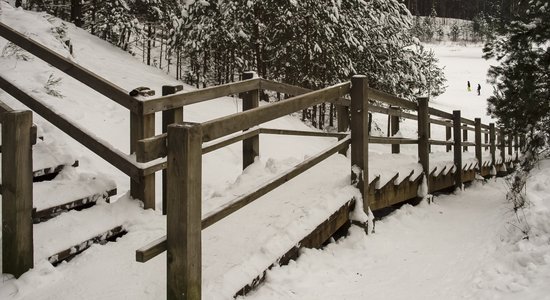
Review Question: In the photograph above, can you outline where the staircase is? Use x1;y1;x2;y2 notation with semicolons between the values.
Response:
1;122;124;266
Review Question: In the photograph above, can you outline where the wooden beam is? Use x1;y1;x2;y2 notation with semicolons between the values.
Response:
130;91;155;209
417;97;430;191
142;78;260;115
369;137;418;144
428;107;453;120
162;85;184;215
453;111;463;189
166;123;202;300
368;88;417;110
136;136;352;263
369;104;418;120
499;129;506;164
2;110;33;278
0;22;139;113
475;118;482;169
260;128;346;139
490;123;496;165
390;107;400;153
0;75;140;180
241;72;260;170
350;76;370;216
202;136;351;229
430;139;454;146
201;82;350;142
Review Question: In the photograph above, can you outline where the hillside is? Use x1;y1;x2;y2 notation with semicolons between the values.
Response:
1;3;549;300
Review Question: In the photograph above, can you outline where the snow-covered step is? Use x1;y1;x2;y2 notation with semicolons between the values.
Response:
32;139;78;180
34;201;128;265
33;172;117;223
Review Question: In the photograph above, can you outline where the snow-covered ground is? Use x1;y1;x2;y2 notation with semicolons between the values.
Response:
1;3;548;300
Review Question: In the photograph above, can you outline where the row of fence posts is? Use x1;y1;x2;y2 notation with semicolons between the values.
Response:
1;74;525;299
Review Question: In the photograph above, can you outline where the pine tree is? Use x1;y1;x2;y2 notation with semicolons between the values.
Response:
483;0;550;135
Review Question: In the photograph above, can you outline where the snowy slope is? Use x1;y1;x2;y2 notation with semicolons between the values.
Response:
1;3;544;300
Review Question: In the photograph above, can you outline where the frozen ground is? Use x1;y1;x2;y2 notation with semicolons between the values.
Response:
1;3;548;300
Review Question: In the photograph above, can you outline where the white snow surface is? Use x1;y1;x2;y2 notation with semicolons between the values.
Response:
0;3;548;300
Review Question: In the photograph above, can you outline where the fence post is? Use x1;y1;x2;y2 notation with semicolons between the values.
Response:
462;124;468;152
390;108;400;154
507;134;514;156
2;110;33;278
167;123;202;300
520;134;526;152
489;123;496;167
475;118;482;173
350;75;369;216
514;134;519;160
130;91;155;209
453;111;462;189
241;72;260;169
417;97;430;191
446;121;452;152
484;131;489;151
162;85;184;215
499;129;506;164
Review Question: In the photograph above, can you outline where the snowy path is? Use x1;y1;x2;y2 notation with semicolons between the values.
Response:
242;180;512;300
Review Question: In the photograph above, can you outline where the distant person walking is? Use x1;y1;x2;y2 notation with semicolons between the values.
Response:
477;84;481;96
467;81;471;92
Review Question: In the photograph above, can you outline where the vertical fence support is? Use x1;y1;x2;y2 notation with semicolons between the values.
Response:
162;85;184;215
489;123;496;167
241;72;260;170
417;97;430;191
475;118;482;173
462;125;468;152
337;104;350;156
446;121;452;152
507;134;514;157
453;111;463;190
2;110;33;278
167;123;202;300
520;134;526;152
499;129;506;164
484;131;489;151
130;109;156;209
390;108;400;154
514;135;519;160
350;75;369;216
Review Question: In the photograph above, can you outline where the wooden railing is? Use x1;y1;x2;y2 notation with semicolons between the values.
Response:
0;22;523;298
130;75;521;299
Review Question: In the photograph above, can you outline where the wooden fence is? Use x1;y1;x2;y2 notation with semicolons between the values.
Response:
0;22;522;298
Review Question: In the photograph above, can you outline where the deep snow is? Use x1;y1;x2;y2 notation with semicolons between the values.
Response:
0;3;548;300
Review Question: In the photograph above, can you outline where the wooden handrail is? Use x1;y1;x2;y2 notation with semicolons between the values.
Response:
201;82;351;142
141;78;261;115
369;88;417;110
0;75;140;180
136;135;352;263
0;22;140;113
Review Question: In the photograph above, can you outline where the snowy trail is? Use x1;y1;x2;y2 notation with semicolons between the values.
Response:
242;180;511;300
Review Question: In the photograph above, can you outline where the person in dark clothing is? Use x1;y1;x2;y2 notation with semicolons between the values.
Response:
467;81;471;92
477;84;481;96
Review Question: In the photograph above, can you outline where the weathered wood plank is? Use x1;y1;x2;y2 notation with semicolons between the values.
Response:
0;75;140;180
490;123;496;165
0;22;139;112
167;123;202;300
142;78;260;115
369;137;418;144
453;111;462;189
475;118;482;169
202;136;351;229
2;110;33;278
369;104;418;120
242;72;260;170
351;76;370;216
368;88;417;110
201;82;351;142
428;107;453;120
390;107;401;153
417;97;430;191
260;128;346;139
430;139;454;146
136;136;352;263
162;85;184;215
